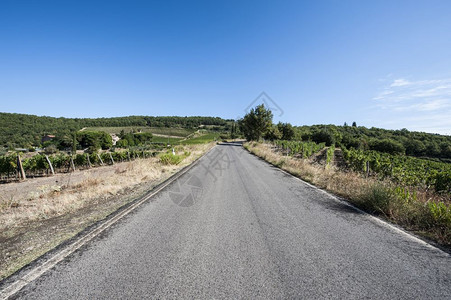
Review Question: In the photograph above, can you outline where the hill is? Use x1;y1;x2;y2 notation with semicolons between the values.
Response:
294;124;451;161
0;112;229;149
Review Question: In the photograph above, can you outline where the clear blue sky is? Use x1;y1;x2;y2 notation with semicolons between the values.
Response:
1;0;450;134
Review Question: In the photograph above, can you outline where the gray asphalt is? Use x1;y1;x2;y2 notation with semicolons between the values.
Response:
13;144;451;299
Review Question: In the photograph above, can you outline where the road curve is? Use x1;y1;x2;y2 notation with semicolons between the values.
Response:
10;144;451;299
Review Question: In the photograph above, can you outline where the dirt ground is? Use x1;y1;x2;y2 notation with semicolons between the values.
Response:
0;143;213;280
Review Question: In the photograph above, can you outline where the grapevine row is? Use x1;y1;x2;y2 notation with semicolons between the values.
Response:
0;150;157;180
342;148;451;193
273;140;326;158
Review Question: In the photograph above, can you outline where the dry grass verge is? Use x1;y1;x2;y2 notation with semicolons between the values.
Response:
245;142;450;249
0;143;213;280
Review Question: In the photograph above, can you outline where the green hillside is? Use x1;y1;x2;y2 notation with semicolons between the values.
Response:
0;112;229;149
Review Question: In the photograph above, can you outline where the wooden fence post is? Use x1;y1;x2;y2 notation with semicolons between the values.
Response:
86;153;92;168
45;155;55;175
97;154;104;166
17;155;26;180
70;156;76;172
127;151;131;161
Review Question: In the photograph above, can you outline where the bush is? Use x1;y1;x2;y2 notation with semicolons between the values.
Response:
427;201;451;229
159;153;184;165
358;184;394;215
312;129;335;146
433;171;451;193
44;144;58;154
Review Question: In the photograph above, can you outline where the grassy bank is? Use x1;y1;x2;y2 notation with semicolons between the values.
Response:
0;143;214;280
244;142;450;249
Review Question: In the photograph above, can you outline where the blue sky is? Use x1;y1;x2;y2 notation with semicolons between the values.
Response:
1;0;450;134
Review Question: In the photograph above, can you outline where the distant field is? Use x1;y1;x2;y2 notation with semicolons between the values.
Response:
85;126;195;137
180;133;220;144
152;136;183;144
153;133;220;145
83;126;220;145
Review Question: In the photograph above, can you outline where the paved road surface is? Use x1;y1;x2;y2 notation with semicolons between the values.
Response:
10;144;451;299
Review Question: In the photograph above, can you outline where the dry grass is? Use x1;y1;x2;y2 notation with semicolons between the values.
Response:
245;142;450;248
0;144;210;230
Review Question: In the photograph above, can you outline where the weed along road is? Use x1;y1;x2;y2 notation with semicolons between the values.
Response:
3;143;450;299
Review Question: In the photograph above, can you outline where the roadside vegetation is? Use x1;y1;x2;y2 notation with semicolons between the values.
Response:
239;105;450;248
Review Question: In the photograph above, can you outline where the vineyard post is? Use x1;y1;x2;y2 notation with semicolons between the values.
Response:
17;155;26;180
109;153;114;165
326;149;330;169
97;154;104;166
70;156;76;172
366;161;370;177
127;151;131;161
86;153;92;168
45;155;55;175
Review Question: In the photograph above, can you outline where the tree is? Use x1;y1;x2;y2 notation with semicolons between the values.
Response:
77;131;112;152
369;138;405;155
239;104;273;141
352;121;357;127
230;121;238;139
72;132;77;154
312;129;335;146
404;139;426;156
264;125;282;141
277;122;295;140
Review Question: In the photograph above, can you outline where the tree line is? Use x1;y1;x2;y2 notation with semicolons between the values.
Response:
239;104;451;160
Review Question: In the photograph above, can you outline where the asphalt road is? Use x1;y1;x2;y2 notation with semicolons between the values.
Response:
11;144;451;299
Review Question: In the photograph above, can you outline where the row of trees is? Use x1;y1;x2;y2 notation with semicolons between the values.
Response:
43;131;157;153
116;132;153;148
238;104;451;160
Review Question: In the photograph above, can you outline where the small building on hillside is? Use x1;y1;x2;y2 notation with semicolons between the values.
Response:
111;134;120;146
41;135;56;143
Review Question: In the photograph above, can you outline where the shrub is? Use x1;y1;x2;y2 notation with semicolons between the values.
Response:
159;153;184;165
358;184;394;215
427;201;451;226
433;171;451;193
44;144;58;154
312;129;335;146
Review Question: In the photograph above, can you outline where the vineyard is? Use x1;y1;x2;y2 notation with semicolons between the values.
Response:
0;150;157;181
273;140;326;158
272;140;336;166
246;141;451;247
342;148;451;193
272;140;451;194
